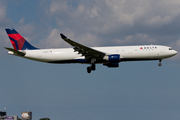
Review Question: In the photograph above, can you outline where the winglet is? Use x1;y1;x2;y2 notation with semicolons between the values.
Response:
60;34;67;39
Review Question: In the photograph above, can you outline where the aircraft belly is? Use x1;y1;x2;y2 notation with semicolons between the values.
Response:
25;51;82;63
120;50;160;61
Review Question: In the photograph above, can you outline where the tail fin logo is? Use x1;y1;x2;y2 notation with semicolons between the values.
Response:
5;28;37;50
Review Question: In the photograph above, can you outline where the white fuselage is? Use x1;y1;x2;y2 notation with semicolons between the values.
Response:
9;45;177;64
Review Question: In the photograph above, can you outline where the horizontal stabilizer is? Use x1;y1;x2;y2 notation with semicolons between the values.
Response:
4;47;26;56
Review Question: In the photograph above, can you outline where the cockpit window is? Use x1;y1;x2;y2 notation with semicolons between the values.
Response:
169;48;172;50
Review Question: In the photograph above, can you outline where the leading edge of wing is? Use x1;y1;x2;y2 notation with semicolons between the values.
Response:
60;34;105;60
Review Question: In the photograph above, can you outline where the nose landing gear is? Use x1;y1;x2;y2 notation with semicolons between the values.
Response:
158;59;162;66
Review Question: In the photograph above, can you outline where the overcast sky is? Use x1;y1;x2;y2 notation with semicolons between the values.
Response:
0;0;180;120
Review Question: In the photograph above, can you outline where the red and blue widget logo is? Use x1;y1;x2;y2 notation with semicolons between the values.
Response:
5;28;37;50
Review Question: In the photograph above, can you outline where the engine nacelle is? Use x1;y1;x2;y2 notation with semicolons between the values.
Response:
103;62;119;67
103;54;120;62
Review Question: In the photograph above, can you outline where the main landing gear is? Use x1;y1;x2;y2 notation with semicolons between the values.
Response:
87;64;96;73
87;58;96;73
158;59;162;66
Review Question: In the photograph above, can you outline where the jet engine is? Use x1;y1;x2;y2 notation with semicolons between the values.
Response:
103;62;119;67
103;54;120;62
103;54;120;67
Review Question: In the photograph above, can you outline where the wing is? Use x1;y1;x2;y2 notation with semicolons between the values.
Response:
60;34;105;61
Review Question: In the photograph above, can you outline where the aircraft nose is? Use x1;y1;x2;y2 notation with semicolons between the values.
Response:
173;50;178;55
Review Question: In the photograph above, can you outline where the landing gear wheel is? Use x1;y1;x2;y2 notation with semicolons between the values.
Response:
158;63;162;66
91;64;96;71
87;64;96;73
87;67;91;73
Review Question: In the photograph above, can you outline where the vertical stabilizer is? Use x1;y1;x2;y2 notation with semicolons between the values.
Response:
5;28;38;50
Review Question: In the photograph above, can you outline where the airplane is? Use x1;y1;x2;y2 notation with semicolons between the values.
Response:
5;28;177;73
